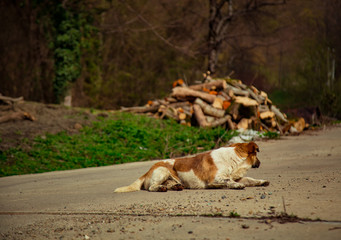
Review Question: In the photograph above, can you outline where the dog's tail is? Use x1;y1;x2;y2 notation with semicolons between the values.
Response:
114;176;145;193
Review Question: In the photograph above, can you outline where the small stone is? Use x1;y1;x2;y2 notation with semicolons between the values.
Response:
260;194;266;199
242;224;249;229
188;231;193;234
221;195;227;199
84;235;90;240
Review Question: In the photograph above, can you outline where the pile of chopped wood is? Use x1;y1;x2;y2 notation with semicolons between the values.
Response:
121;78;302;134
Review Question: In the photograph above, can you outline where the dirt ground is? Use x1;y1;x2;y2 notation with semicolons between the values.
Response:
0;102;341;240
0;101;104;151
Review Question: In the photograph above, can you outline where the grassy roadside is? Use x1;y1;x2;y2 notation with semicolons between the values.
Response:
0;112;239;177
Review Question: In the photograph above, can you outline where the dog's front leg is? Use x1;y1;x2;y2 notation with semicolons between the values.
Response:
236;177;269;187
207;178;245;189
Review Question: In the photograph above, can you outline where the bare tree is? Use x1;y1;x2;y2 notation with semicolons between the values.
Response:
207;0;286;75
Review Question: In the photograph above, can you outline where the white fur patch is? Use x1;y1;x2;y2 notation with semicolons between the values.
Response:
210;147;247;180
177;170;206;189
162;159;175;166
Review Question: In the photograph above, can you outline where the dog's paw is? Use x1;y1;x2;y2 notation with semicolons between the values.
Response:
228;182;245;190
261;180;270;187
171;183;184;191
157;186;168;192
234;183;245;189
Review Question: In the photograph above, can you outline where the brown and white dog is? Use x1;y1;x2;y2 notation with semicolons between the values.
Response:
114;142;269;193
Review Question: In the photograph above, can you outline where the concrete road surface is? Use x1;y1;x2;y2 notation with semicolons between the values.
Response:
1;126;341;240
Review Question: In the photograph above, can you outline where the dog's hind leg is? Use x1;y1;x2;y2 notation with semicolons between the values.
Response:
146;167;172;192
167;169;184;191
164;179;184;191
236;177;269;187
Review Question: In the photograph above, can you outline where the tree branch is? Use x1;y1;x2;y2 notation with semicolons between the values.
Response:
121;1;196;58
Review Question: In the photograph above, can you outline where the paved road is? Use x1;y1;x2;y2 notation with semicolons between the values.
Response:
1;127;341;239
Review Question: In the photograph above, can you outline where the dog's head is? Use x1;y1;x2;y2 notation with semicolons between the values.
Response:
247;142;261;168
230;141;261;168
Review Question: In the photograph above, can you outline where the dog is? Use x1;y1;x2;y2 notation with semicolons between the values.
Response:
114;141;269;193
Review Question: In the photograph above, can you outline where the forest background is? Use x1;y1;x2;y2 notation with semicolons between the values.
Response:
1;0;340;119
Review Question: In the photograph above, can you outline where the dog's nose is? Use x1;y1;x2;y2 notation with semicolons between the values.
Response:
252;159;260;168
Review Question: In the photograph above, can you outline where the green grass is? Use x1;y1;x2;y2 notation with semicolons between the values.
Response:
259;131;280;139
0;112;239;177
229;211;240;218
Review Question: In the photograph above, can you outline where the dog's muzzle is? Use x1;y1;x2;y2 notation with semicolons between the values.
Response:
252;159;261;168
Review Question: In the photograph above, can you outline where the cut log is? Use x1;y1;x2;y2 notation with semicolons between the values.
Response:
168;101;192;109
212;97;224;109
225;85;249;97
171;87;216;103
178;112;187;120
0;94;24;105
210;115;232;128
247;88;262;103
0;111;36;124
164;97;178;103
234;96;259;107
228;102;240;120
250;85;259;94
270;105;288;123
181;105;193;116
194;98;225;118
228;80;247;90
193;104;209;127
218;91;231;101
159;106;178;120
237;118;252;130
225;115;236;130
260;91;268;99
293;117;306;132
259;105;270;113
206;116;216;123
189;80;227;91
259;111;275;119
121;105;159;113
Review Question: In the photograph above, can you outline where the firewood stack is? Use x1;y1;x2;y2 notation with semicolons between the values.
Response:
121;78;290;133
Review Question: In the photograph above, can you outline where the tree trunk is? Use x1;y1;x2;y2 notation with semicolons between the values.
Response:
207;0;233;75
208;42;220;75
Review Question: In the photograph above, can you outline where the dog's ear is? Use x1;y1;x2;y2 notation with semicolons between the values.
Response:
247;142;259;153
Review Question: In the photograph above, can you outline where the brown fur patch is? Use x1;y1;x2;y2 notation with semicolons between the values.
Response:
140;162;181;183
173;152;218;183
230;142;259;158
230;142;259;167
